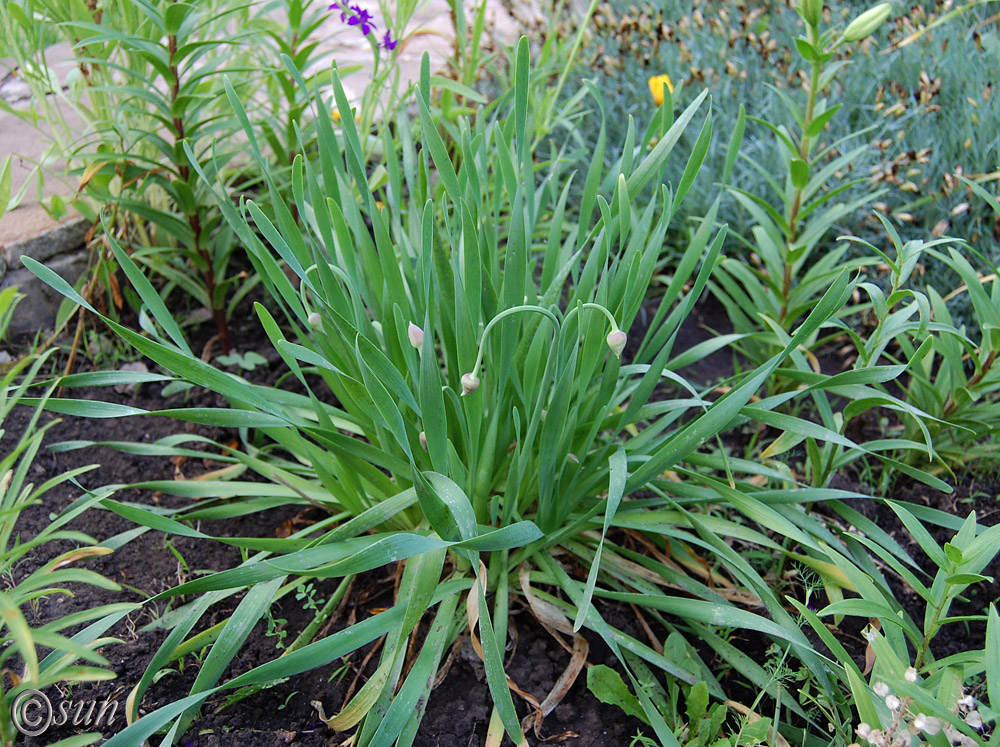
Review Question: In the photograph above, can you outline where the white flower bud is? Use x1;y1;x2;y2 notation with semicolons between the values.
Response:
885;694;900;711
913;714;941;736
867;729;882;746
905;666;918;683
419;431;427;450
873;682;890;697
606;329;627;357
460;372;481;396
308;312;321;328
857;723;872;739
408;322;424;348
964;710;982;729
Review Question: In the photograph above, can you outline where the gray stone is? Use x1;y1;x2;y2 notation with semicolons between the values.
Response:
3;216;89;268
0;248;89;334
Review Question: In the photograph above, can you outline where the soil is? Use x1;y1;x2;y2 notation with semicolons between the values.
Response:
3;297;997;746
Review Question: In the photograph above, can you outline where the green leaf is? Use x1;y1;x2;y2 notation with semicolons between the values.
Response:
987;605;1000;717
790;158;809;190
721;105;745;187
0;155;11;220
587;665;649;724
804;104;842;138
574;446;626;632
794;37;820;62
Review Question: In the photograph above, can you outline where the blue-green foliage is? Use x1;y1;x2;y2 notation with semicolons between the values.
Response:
576;0;1000;264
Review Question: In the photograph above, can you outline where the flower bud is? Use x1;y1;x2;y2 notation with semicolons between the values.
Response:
904;666;918;683
856;723;871;739
800;0;822;26
842;3;891;42
419;431;428;450
460;372;481;396
606;329;627;358
872;682;889;697
408;322;424;348
648;74;673;106
885;695;900;711
958;694;975;709
308;312;321;328
965;710;982;729
913;715;941;736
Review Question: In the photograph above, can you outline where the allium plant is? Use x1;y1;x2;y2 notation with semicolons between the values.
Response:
26;41;888;746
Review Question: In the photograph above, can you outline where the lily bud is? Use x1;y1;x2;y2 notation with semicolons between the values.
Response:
460;372;481;396
965;711;982;729
904;666;918;683
419;431;428;450
606;329;627;358
842;3;891;42
308;312;321;329
408;322;424;348
872;682;889;697
800;0;822;26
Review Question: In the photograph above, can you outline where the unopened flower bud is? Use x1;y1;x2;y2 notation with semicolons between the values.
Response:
842;3;891;42
873;682;890;697
801;0;822;26
885;695;900;711
408;322;424;348
460;372;481;396
308;312;321;328
913;714;941;736
905;666;918;683
867;729;882;745
857;723;872;739
419;431;428;450
606;329;627;358
965;710;982;729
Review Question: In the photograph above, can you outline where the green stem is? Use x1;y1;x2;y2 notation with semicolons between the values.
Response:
780;27;823;324
468;305;560;379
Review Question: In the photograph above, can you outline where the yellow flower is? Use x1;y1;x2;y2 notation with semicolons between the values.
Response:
648;74;674;106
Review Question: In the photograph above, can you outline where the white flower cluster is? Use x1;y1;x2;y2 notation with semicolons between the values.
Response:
851;678;986;747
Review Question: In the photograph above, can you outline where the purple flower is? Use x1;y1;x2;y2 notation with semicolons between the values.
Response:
346;4;376;35
381;30;397;51
329;2;348;22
